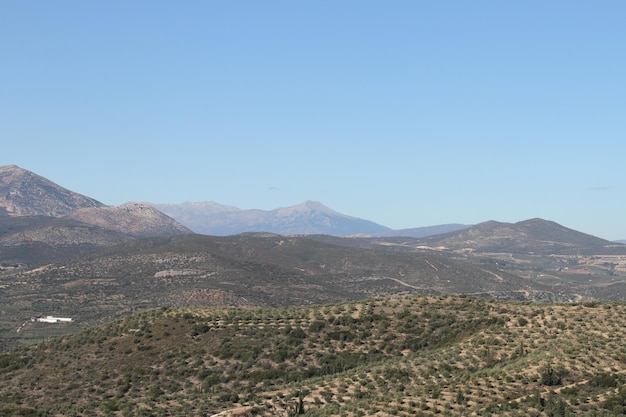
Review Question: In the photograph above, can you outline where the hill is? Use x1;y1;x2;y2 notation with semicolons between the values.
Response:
151;200;391;236
419;218;620;255
3;295;626;416
66;202;191;237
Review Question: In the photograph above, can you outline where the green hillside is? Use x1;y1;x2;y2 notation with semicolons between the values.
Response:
3;295;626;416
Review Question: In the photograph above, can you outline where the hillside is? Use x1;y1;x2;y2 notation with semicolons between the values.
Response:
3;295;626;416
152;200;391;236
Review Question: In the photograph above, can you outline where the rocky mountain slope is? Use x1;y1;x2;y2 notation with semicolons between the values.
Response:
0;165;104;217
152;200;391;236
66;202;191;237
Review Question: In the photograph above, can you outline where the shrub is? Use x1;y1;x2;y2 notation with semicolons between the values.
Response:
539;364;563;386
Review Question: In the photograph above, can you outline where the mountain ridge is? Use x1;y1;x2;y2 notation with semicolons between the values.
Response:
151;200;392;236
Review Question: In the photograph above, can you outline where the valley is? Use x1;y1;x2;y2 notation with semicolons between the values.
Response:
0;232;557;351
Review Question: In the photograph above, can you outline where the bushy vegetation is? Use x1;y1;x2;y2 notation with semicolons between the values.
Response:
3;295;626;416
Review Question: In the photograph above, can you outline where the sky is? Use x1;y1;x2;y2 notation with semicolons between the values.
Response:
1;1;625;240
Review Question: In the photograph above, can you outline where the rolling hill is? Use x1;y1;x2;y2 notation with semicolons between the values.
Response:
3;295;626;416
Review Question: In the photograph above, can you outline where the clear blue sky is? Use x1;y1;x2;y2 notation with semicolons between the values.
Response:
2;1;625;240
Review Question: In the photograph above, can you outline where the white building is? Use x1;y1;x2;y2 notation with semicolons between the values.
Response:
35;316;73;323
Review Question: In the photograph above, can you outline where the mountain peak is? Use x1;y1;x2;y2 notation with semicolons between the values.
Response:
281;201;342;216
119;202;157;211
0;164;20;171
300;200;330;210
0;164;105;217
516;217;548;224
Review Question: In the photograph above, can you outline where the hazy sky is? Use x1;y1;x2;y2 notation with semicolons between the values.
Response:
2;2;625;240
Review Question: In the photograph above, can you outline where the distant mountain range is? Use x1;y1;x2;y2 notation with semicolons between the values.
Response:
0;164;472;239
2;163;625;264
3;164;625;244
151;200;395;236
0;164;476;267
152;201;475;238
